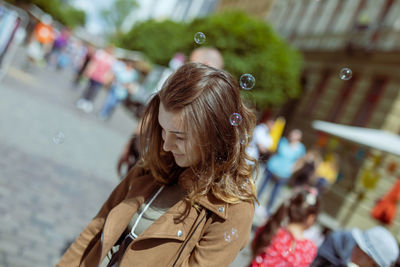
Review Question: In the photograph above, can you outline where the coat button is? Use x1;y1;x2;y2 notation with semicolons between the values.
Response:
177;230;183;237
218;207;225;212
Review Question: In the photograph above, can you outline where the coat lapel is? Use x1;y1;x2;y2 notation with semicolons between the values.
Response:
133;200;198;242
99;176;159;262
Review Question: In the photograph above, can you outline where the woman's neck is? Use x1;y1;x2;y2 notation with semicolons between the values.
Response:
286;223;306;240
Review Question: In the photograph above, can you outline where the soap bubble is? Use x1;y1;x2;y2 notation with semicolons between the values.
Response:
239;74;255;90
229;113;242;126
240;133;248;145
53;131;65;144
282;250;289;257
194;32;206;44
339;68;352;80
224;228;239;242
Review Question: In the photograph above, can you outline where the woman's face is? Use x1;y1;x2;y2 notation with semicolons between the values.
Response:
158;102;200;167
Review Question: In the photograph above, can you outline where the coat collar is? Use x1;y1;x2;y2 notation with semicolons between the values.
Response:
126;168;230;220
177;168;229;220
100;171;229;262
196;193;228;220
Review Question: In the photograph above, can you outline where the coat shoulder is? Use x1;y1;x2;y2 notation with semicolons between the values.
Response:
227;200;255;219
124;165;154;185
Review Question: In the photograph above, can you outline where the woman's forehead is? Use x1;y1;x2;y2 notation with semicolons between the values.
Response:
158;102;185;134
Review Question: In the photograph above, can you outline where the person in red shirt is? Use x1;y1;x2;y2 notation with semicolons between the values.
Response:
251;187;320;267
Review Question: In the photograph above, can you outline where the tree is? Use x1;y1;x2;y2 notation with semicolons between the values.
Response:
117;19;190;66
5;0;86;28
101;0;138;37
117;11;303;109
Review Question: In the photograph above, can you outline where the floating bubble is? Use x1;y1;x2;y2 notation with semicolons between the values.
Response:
229;113;242;126
339;68;352;80
240;133;248;145
239;74;255;90
194;32;206;44
255;256;263;263
224;228;239;242
282;250;290;257
53;131;65;144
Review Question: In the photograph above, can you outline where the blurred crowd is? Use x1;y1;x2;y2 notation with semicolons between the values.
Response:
1;3;400;266
18;12;151;122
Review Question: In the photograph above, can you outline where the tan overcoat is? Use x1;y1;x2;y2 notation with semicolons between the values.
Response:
56;166;255;267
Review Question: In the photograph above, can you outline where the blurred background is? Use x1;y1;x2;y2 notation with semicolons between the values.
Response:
0;0;400;266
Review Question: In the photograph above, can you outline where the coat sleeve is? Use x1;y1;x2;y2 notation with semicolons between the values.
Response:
56;166;144;266
180;201;255;267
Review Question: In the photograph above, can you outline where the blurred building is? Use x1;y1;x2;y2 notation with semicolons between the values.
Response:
216;0;274;18
264;0;400;238
125;0;218;29
170;0;218;21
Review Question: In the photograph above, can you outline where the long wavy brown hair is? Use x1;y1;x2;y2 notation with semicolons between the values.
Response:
139;62;257;204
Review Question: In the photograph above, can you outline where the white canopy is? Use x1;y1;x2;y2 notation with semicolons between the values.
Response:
312;120;400;156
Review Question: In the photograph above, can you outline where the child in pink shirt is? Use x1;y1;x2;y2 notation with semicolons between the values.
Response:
251;187;320;267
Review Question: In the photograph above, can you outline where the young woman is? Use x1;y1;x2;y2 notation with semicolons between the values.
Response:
56;62;257;267
251;187;320;267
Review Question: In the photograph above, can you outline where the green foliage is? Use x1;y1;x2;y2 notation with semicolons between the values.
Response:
58;6;86;28
117;11;303;108
117;19;191;66
101;0;138;36
5;0;86;28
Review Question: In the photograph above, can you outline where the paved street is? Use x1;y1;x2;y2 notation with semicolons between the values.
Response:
0;50;138;266
0;48;272;267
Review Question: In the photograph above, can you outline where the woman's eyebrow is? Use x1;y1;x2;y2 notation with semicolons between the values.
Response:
170;130;186;135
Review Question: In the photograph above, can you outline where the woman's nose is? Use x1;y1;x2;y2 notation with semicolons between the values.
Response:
163;134;175;152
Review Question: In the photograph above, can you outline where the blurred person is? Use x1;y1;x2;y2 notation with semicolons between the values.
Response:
0;9;22;67
73;43;95;86
189;47;224;69
313;153;339;194
46;28;70;67
117;47;224;178
117;117;143;178
256;129;306;217
32;14;54;49
98;59;139;120
289;148;322;188
25;14;54;65
246;119;274;165
69;39;87;71
76;46;115;113
311;226;399;267
250;187;320;267
56;62;257;267
168;52;186;70
395;255;400;267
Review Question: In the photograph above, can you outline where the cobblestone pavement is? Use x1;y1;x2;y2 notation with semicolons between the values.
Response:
0;51;136;266
0;50;278;267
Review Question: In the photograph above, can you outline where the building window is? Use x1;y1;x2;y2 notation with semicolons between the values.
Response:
370;0;395;45
325;0;345;32
352;77;387;127
304;69;331;116
328;76;358;122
